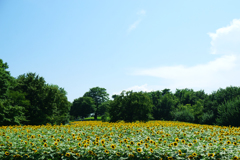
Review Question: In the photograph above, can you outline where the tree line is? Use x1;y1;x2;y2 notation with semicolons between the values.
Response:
1;58;240;126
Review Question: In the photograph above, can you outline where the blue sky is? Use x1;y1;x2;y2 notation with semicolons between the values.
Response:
1;0;240;102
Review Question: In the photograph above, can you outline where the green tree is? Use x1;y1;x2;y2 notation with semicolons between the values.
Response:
83;87;109;120
109;90;153;122
44;84;71;124
171;104;195;123
216;96;240;127
0;59;28;125
70;97;95;119
15;73;48;125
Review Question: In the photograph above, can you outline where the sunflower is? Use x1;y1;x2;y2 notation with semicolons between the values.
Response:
173;142;178;147
43;139;47;142
145;143;149;148
203;144;206;148
101;139;105;144
130;141;134;145
208;153;214;157
227;140;231;145
54;142;58;146
5;151;10;156
84;144;87;148
181;139;185;143
111;144;116;149
127;145;130;148
168;157;173;160
178;150;182;155
76;153;80;157
209;143;213;146
175;138;179;142
192;152;197;157
88;150;93;155
159;138;162;142
137;142;141;146
193;140;197;143
137;148;142;153
105;149;109;154
188;155;194;159
188;143;193;147
233;156;238;160
43;143;47;147
65;153;71;157
116;152;120;156
128;154;134;157
150;148;153;153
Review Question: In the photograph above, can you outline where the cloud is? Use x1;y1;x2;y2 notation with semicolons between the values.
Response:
137;9;146;16
128;19;240;94
128;10;146;32
208;19;240;55
128;19;142;32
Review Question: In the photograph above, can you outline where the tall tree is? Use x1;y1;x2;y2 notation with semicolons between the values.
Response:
0;59;28;125
109;90;153;122
70;97;95;119
83;87;109;120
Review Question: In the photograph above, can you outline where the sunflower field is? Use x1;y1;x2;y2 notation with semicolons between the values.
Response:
0;121;240;160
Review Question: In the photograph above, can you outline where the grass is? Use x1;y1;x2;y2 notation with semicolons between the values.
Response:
84;116;102;120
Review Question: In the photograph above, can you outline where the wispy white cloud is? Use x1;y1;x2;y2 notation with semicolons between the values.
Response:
137;9;146;16
128;9;146;32
128;19;142;32
127;19;240;94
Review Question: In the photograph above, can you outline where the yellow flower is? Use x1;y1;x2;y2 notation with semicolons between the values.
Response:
137;148;142;153
192;152;197;157
175;138;179;142
181;139;185;143
208;153;214;157
209;143;213;146
105;149;109;154
130;141;134;145
5;151;10;156
227;140;231;145
76;153;80;157
173;142;178;147
116;152;120;156
43;143;47;147
65;152;71;157
54;142;58;146
137;142;141;146
233;156;238;160
111;144;116;149
178;150;182;155
193;140;197;143
188;143;193;147
128;154;134;157
150;148;153;153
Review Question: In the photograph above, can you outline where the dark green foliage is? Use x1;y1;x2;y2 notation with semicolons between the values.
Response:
15;73;71;125
150;90;178;120
70;97;96;119
0;59;28;125
44;85;71;125
171;104;195;123
216;96;240;127
83;87;109;120
109;90;153;122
